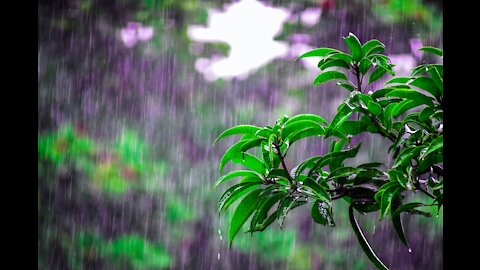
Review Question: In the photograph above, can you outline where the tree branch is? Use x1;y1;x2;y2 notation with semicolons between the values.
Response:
274;143;294;185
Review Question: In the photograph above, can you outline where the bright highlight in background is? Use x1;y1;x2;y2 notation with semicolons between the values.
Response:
188;0;290;81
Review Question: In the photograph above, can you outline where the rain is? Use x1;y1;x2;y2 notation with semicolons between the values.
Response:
38;0;443;269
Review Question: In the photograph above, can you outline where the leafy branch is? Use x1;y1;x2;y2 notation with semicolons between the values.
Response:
212;33;443;270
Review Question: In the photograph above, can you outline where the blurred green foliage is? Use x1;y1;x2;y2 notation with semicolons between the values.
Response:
74;232;172;269
38;125;168;194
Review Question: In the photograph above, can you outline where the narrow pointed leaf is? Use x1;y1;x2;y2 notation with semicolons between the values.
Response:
284;114;328;126
229;189;264;248
296;48;340;60
281;120;324;140
303;177;331;202
392;202;427;217
240;138;265;152
391;204;411;251
286;126;326;145
213;125;260;145
213;170;262;189
313;71;348;86
218;182;261;213
348;205;389;270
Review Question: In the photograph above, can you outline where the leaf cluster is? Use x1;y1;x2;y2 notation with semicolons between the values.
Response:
213;33;443;269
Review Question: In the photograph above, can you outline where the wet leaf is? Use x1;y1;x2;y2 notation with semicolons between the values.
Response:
229;189;264;248
313;71;348;86
213;170;262;189
343;32;363;62
303;177;331;202
284;114;328;126
368;67;388;84
391;204;411;251
311;200;335;226
218;182;261;213
419;46;443;57
213;125;260;146
296;48;340;60
348;205;389;270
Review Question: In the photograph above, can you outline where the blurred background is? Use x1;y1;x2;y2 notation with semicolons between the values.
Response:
38;0;443;269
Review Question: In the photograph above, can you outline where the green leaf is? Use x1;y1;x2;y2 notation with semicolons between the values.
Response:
293;156;322;177
371;87;395;99
319;59;350;70
387;169;407;188
281;120;324;140
367;101;381;116
417;153;442;174
235;153;268;175
308;143;361;175
276;196;307;229
411;64;443;77
268;134;276;166
359;58;372;74
311;200;335;226
337;120;368;135
239;138;264;152
303;177;331;202
408;77;441;100
380;186;402;219
386;77;411;85
213;170;262;189
422;135;443;158
220;140;249;173
362;39;385;56
419;106;435;123
267;169;291;181
213;125;260;146
313;71;348;86
255;127;273;139
286;126;326;145
368;67;388;85
343;33;363;62
386;89;434;107
336;82;355;92
218;182;261;213
296;48;340;60
229;189;264;248
247;210;279;233
284;114;328;126
428;68;443;96
327;103;353;136
326;52;353;63
392;99;421;118
392;202;427;217
419;46;443;57
249;192;283;233
391;204;411;251
348;205;389;270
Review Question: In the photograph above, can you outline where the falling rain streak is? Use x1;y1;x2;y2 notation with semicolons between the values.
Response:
38;0;442;269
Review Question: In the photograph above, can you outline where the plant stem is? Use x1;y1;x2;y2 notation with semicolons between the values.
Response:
351;66;397;143
274;143;294;185
354;65;363;93
414;182;437;200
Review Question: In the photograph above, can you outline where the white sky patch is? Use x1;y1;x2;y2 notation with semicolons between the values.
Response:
300;7;322;27
188;0;290;81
